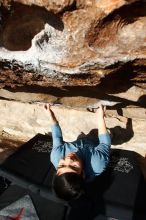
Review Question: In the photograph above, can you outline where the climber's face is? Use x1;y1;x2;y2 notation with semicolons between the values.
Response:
57;153;83;176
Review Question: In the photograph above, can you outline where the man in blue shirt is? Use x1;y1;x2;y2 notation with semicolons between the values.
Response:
45;104;111;201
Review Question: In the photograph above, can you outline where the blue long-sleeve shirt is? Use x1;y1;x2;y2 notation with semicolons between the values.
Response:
50;123;111;181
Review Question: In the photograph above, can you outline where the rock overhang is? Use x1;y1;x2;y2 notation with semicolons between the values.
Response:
0;0;146;88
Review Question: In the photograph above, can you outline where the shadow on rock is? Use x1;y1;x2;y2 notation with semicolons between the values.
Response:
137;95;146;108
77;129;102;148
77;117;134;146
109;118;134;145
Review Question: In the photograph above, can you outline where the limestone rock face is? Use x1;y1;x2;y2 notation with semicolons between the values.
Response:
0;0;146;86
1;0;75;13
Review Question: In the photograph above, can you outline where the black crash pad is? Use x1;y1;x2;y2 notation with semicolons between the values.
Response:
90;150;146;220
0;134;146;220
0;134;54;187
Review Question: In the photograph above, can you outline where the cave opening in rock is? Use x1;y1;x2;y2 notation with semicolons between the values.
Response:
0;2;64;51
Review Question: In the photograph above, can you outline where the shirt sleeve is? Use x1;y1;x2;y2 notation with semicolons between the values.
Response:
51;123;63;148
95;132;111;156
98;132;111;147
90;132;111;176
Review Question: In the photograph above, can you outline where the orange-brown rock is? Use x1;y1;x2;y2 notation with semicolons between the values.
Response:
0;0;146;87
1;0;75;13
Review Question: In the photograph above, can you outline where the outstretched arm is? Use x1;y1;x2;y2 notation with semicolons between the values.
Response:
44;104;63;147
96;105;107;135
96;105;111;146
44;104;58;125
90;105;111;176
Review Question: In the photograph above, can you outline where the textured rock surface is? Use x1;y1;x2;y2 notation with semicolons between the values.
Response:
1;0;75;13
0;99;145;155
0;85;145;156
0;0;146;86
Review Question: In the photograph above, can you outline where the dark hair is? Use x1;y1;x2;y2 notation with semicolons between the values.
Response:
53;172;85;201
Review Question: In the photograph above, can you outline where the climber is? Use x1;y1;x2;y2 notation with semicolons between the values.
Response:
44;104;111;201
